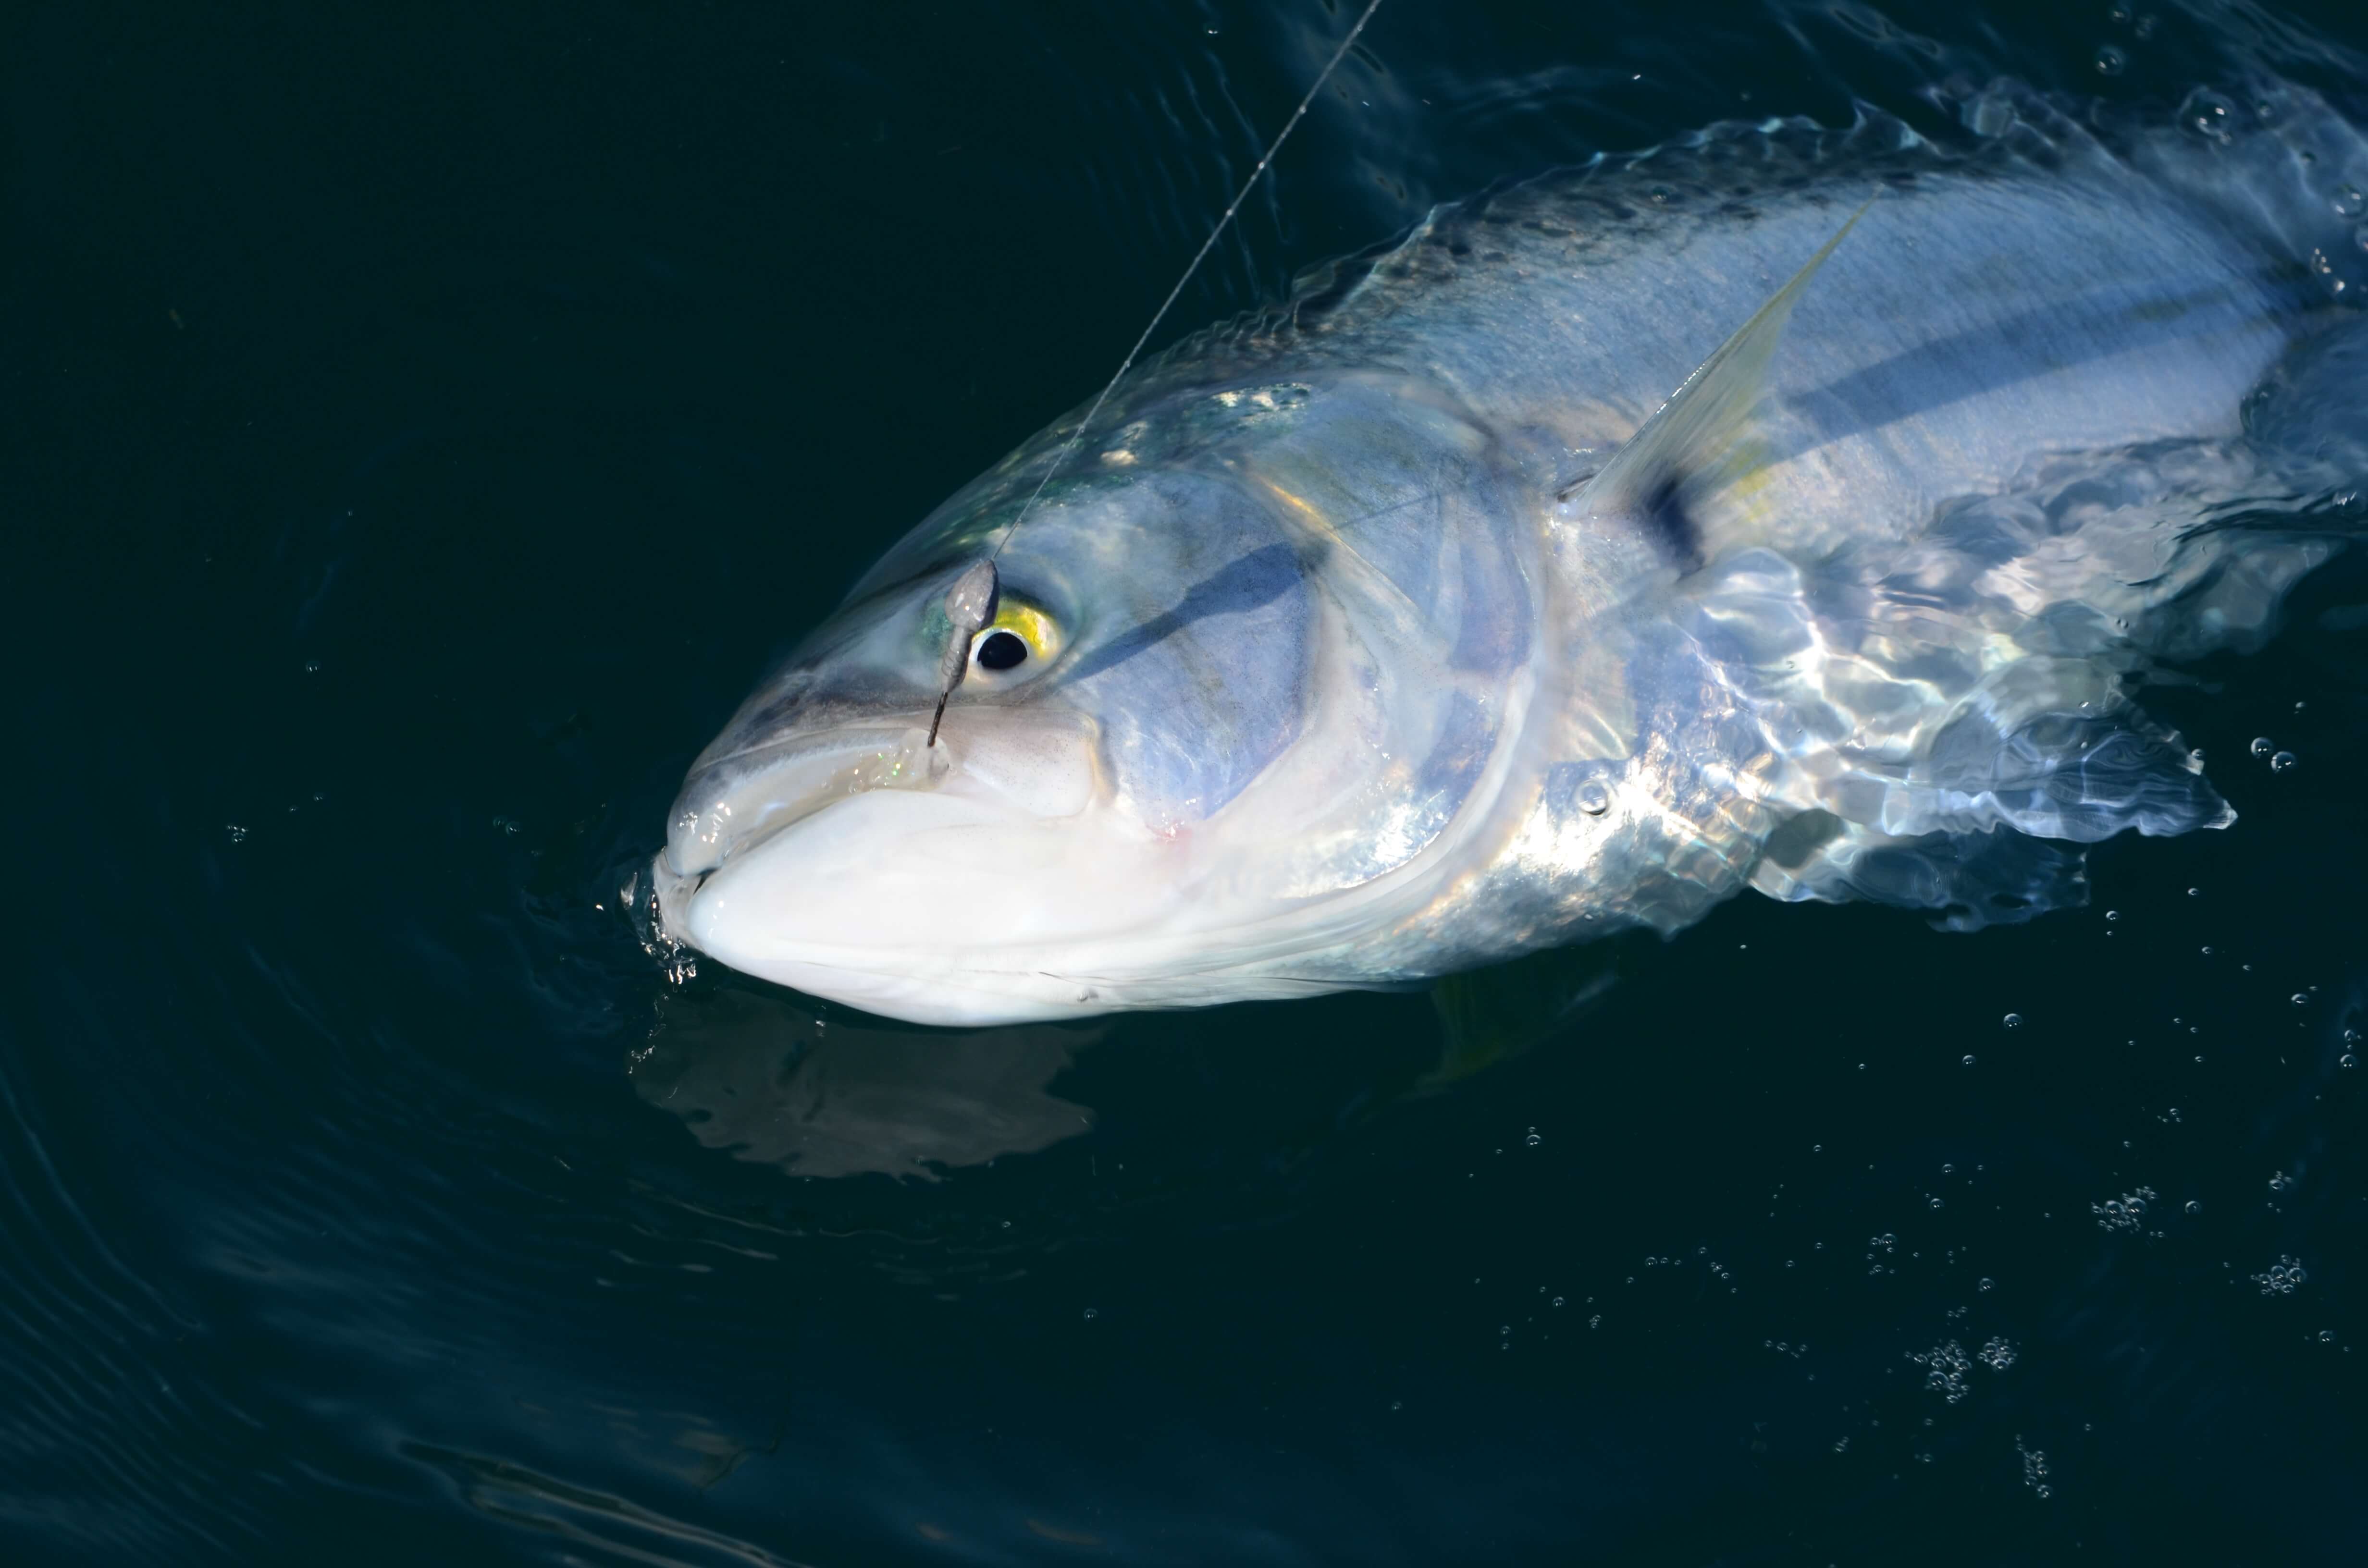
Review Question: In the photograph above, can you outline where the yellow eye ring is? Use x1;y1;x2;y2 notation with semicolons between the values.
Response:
970;599;1062;673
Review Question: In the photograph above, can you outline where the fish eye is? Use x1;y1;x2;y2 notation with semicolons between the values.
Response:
975;630;1028;670
965;596;1063;676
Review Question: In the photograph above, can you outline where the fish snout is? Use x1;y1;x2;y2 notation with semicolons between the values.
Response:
664;707;1105;880
664;724;946;879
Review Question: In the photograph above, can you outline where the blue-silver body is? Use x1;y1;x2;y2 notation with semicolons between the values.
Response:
654;82;2368;1026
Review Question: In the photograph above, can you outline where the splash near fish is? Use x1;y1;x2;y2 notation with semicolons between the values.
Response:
654;72;2368;1026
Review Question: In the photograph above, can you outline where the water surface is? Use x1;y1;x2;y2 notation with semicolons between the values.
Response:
9;2;2367;1562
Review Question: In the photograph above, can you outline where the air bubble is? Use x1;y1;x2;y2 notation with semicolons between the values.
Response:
1574;780;1612;815
2251;1255;2307;1295
2105;909;2120;921
2185;1200;2203;1215
2183;87;2236;142
1962;1054;1976;1066
2003;1013;2023;1029
2251;736;2274;758
1082;1307;1098;1320
2338;184;2368;220
1525;1132;1542;1147
2095;45;2126;76
225;824;248;843
2293;993;2310;1006
2093;1186;2156;1232
1910;1340;1974;1402
2271;750;2297;772
1979;1277;1994;1291
2021;1438;2052;1497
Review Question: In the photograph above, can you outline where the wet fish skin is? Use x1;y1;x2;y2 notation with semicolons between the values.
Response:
656;80;2368;1025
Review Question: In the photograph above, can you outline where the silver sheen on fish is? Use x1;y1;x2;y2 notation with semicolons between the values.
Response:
653;81;2368;1026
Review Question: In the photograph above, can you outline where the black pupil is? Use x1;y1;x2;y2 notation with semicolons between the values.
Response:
975;630;1028;671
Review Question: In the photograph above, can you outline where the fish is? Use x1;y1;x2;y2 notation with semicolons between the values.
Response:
650;77;2368;1027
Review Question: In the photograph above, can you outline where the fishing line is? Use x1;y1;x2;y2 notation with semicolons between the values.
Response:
928;0;1386;745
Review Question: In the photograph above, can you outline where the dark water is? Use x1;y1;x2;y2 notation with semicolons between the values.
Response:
10;2;2368;1562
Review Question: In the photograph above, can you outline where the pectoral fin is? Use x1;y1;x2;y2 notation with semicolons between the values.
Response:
1571;198;1871;559
1424;935;1639;1091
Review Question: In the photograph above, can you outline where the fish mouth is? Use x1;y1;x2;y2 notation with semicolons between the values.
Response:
655;797;1159;1028
663;722;947;880
650;706;1180;1025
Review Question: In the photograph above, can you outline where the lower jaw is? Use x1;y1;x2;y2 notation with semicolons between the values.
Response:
638;853;1081;1025
771;964;1091;1028
752;956;1383;1027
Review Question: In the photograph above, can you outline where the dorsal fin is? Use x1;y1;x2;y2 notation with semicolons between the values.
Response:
1570;198;1871;538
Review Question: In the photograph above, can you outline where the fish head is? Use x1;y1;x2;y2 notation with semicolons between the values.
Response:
658;378;1531;1025
657;441;1346;1024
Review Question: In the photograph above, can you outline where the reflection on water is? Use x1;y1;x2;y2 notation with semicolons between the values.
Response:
627;939;1622;1186
630;987;1101;1178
